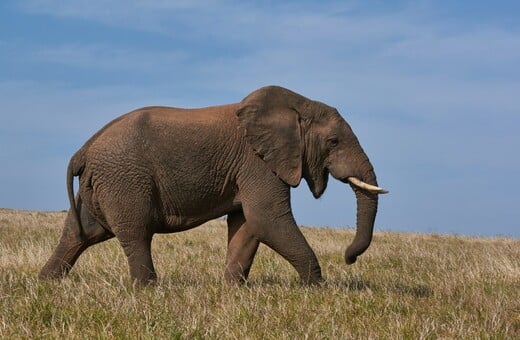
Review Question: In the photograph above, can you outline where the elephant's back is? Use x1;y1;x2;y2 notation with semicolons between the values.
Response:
84;110;146;157
87;104;238;145
81;104;242;173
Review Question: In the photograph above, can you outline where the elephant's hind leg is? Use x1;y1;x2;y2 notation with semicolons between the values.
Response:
93;173;159;284
224;211;260;284
39;204;114;280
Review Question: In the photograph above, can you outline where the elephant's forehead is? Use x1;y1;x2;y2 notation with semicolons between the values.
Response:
310;115;344;133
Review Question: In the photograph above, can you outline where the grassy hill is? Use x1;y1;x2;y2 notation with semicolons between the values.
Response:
1;208;519;338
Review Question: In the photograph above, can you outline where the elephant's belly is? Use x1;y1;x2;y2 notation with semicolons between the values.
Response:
155;197;242;233
156;215;217;233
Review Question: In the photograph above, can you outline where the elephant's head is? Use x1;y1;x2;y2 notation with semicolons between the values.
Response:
236;86;388;264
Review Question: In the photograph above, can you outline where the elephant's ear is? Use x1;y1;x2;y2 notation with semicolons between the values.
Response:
236;87;303;187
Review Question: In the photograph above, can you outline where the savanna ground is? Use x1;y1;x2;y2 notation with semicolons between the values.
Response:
0;208;519;339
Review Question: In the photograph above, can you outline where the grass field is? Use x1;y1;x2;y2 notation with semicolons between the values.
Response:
1;208;519;338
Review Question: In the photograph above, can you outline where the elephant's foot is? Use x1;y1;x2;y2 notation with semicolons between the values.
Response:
224;264;251;285
300;270;324;286
38;239;86;280
39;256;74;280
131;271;158;286
293;257;323;285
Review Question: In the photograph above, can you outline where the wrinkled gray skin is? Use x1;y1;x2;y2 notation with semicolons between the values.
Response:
39;86;381;285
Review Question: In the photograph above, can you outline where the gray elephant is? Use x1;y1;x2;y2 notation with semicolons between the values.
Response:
39;86;387;285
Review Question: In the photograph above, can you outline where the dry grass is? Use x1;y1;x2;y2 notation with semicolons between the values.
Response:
1;208;519;338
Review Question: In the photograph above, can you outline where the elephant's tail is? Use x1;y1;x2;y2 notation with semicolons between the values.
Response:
67;149;86;240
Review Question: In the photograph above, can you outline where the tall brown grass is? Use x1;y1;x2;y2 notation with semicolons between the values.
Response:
1;208;519;338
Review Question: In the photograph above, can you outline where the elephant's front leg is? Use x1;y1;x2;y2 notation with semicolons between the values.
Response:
225;210;260;284
259;220;323;285
241;193;323;285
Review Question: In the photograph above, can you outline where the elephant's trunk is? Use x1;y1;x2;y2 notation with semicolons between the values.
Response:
344;169;379;264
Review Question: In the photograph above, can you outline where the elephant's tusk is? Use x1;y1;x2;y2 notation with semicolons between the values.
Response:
348;177;389;194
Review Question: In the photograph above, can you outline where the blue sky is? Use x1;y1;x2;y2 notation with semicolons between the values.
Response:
1;1;519;237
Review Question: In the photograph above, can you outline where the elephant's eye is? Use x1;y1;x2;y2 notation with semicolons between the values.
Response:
327;137;339;148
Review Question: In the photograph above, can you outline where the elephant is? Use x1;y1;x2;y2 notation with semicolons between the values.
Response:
39;85;387;285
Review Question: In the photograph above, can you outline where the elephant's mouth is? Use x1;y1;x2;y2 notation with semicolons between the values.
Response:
345;177;389;194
